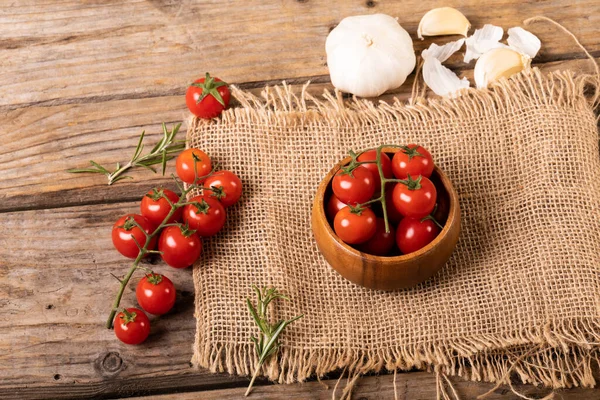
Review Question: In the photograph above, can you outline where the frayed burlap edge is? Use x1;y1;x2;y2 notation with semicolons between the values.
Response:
189;68;600;392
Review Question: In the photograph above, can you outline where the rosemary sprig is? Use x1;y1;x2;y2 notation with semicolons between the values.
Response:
68;123;185;185
245;286;303;397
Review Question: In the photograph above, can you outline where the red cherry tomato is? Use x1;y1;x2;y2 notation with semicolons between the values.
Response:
113;308;150;345
332;166;375;205
326;194;347;221
204;170;242;208
396;217;440;254
333;206;377;244
356;218;396;256
136;274;177;315
392;145;434;179
176;148;212;184
140;188;182;228
357;150;393;192
185;73;231;119
392;175;437;219
158;225;203;268
182;195;226;237
384;185;403;224
111;214;157;259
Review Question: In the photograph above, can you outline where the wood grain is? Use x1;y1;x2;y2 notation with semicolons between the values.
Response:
2;0;600;398
1;0;598;110
131;373;598;400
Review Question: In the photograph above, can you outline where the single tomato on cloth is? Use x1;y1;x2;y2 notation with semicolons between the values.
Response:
332;166;375;205
111;214;157;259
136;274;176;315
392;174;437;219
333;206;377;244
140;188;182;228
357;150;393;192
176;148;212;184
182;195;226;237
113;307;150;345
185;73;231;119
392;144;434;179
204;170;243;208
158;225;203;269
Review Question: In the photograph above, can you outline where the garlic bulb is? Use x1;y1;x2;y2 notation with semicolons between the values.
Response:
417;7;470;39
326;14;416;98
474;47;531;88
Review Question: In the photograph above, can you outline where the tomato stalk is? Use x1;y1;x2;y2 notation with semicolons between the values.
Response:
349;144;410;234
105;171;216;329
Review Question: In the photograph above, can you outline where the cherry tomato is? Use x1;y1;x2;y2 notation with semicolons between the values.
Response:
356;218;396;256
182;195;226;237
332;166;375;205
326;194;347;221
136;273;177;315
111;214;157;259
384;185;403;224
392;175;437;219
176;148;212;184
114;308;150;345
185;73;231;119
396;217;440;254
158;225;203;268
357;150;393;192
204;170;242;208
140;188;182;228
392;145;434;179
333;206;377;244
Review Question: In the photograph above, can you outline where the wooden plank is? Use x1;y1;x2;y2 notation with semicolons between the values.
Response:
1;0;598;110
2;57;598;213
0;200;252;399
133;372;599;400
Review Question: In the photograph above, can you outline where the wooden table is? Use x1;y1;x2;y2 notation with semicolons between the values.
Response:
2;1;598;399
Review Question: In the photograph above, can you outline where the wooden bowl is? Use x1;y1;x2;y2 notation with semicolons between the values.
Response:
311;149;461;291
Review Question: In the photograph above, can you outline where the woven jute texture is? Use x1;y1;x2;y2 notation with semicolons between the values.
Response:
189;69;600;391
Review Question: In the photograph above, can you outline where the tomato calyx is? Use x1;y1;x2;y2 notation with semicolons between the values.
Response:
400;145;423;161
146;188;166;202
122;216;138;231
145;273;163;285
192;198;211;215
190;72;229;106
178;222;197;238
420;204;444;229
119;308;138;325
397;174;422;191
205;184;226;200
348;204;366;216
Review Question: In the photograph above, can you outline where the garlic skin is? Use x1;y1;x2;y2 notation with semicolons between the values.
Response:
417;7;471;39
464;24;505;63
474;47;531;88
422;39;469;97
507;27;541;58
326;14;416;97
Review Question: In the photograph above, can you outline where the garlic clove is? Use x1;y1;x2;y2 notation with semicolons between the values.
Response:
463;24;505;63
507;27;541;59
474;47;531;89
422;39;469;97
417;7;471;39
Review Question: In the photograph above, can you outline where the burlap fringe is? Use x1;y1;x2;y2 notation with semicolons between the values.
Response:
191;69;600;397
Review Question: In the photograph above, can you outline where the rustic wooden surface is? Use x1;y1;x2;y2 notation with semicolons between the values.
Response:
1;0;598;399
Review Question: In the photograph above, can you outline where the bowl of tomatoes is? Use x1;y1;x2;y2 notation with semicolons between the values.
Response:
311;145;460;291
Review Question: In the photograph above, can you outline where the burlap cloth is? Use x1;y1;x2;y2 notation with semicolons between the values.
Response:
188;68;600;394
